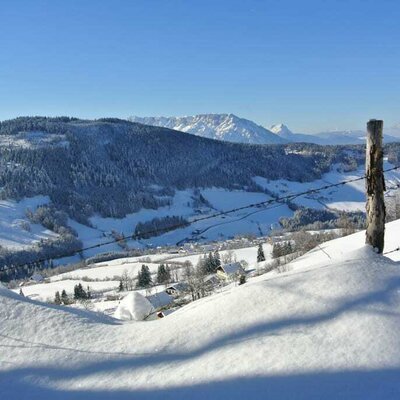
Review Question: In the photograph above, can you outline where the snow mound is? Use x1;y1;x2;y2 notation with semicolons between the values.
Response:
114;292;154;321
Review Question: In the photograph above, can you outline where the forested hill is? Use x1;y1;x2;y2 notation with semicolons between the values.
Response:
0;116;397;224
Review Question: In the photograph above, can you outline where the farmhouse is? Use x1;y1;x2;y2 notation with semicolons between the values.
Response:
216;262;245;280
165;283;189;297
146;291;173;310
30;273;44;283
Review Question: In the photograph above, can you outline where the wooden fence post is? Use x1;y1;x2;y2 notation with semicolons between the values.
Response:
365;119;386;253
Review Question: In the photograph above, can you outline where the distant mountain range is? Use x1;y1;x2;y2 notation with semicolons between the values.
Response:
271;123;400;145
129;114;286;145
130;114;400;145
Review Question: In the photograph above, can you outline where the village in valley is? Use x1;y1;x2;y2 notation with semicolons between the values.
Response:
13;226;344;321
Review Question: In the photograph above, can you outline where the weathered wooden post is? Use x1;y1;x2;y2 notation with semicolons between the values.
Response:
365;119;386;253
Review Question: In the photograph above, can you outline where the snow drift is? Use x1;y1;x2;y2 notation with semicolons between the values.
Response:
1;220;400;399
114;292;154;321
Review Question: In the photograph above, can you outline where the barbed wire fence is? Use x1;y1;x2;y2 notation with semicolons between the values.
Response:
1;164;400;277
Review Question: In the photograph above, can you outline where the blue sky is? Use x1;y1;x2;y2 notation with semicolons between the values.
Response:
0;0;399;132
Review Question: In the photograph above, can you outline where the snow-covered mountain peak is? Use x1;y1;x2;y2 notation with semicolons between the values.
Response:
129;114;287;145
270;123;293;137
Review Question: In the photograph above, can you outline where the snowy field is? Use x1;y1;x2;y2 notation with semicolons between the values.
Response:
16;279;120;302
0;131;69;149
45;244;271;284
0;196;58;250
55;188;294;259
1;220;400;399
91;188;292;247
168;243;272;266
49;262;162;282
254;160;400;212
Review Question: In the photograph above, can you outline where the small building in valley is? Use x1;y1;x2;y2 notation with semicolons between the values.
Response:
216;262;245;280
165;283;189;297
29;273;44;283
146;291;174;310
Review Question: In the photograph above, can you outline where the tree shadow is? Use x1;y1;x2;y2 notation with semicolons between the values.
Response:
1;271;400;399
1;367;400;399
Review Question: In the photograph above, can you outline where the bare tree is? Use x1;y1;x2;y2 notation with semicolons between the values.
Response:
182;264;209;301
386;190;400;222
120;269;130;291
337;214;356;236
221;250;236;264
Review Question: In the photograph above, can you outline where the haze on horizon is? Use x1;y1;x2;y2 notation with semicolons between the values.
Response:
0;0;399;133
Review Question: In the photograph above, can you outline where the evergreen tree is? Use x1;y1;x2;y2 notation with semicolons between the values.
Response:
197;254;209;276
283;242;293;255
214;250;221;269
137;264;152;288
207;252;215;273
118;280;124;292
74;283;87;299
74;284;80;299
157;264;171;284
257;244;266;262
272;243;282;259
19;288;24;297
54;291;61;305
61;289;69;304
165;264;171;281
200;252;220;274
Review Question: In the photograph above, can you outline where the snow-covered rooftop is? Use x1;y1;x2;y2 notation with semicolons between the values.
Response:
218;262;244;275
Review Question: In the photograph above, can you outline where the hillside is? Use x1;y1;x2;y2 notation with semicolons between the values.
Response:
0;116;349;218
1;220;400;399
2;116;388;268
129;114;287;144
0;117;399;273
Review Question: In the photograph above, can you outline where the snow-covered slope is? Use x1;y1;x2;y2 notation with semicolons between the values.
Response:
2;163;398;264
0;196;58;250
255;160;400;212
1;220;400;399
130;114;287;144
